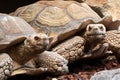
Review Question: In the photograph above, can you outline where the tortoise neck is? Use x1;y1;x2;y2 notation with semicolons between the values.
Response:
9;41;44;65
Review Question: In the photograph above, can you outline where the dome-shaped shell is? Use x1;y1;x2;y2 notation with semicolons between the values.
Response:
12;1;101;46
0;14;36;50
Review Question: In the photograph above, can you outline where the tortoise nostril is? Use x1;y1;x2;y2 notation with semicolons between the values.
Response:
99;26;104;31
93;28;98;30
44;39;49;45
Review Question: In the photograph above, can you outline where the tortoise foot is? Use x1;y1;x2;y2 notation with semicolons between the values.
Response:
83;43;109;59
92;43;109;58
0;53;13;80
34;51;69;75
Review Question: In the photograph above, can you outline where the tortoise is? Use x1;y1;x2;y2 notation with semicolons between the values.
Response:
10;0;120;76
0;13;56;80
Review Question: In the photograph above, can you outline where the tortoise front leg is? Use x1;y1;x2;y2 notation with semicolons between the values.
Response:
84;43;109;58
53;36;85;63
11;51;69;76
0;53;13;80
92;43;109;58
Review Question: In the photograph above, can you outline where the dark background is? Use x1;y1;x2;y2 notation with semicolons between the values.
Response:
0;0;39;13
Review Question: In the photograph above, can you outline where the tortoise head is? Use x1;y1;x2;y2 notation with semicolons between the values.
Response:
24;33;53;51
84;24;106;42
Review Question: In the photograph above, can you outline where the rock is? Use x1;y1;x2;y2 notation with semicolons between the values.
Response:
90;68;120;80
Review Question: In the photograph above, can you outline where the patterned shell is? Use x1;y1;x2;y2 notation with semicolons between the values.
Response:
12;1;101;45
0;14;36;50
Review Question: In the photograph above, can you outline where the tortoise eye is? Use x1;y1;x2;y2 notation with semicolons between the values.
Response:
88;26;92;31
34;36;40;40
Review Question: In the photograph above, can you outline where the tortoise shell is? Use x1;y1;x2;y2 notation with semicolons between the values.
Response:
12;1;101;46
0;13;36;50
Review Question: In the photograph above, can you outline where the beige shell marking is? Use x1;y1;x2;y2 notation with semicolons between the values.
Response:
67;3;100;20
0;16;22;34
0;29;5;40
0;16;31;35
0;17;7;40
37;6;71;26
18;4;46;22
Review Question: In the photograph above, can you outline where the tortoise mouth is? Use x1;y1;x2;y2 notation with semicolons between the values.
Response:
86;33;106;41
87;33;105;36
34;43;49;50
